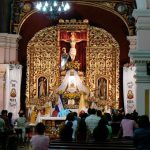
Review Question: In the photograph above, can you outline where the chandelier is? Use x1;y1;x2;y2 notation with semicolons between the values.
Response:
35;1;70;18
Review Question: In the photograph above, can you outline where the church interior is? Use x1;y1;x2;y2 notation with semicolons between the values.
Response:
0;0;150;149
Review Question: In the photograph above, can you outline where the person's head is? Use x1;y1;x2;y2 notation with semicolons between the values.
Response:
19;111;24;117
125;113;132;119
1;110;8;116
97;110;102;117
8;112;13;118
87;108;92;115
104;113;112;121
138;115;150;128
36;122;46;135
91;108;96;115
62;47;66;53
66;112;75;121
73;112;78;117
71;32;76;38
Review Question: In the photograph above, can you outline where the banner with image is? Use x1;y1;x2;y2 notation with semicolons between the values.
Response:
123;66;136;114
5;64;22;118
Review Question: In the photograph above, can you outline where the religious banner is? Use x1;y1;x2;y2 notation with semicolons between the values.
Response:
123;65;136;114
5;64;22;118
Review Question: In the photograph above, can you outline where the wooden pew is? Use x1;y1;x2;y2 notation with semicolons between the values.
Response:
49;139;136;150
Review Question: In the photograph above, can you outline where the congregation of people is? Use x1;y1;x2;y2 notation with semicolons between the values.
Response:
0;108;150;150
59;108;150;150
0;109;28;149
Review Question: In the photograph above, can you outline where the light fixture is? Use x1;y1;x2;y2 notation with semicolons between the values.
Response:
35;1;70;18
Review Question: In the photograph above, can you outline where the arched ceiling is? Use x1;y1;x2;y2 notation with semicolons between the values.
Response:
19;2;130;65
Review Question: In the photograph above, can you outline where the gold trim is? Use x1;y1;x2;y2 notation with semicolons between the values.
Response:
18;10;38;33
145;89;149;115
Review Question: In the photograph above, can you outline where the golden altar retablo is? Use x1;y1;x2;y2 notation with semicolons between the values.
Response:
26;19;120;121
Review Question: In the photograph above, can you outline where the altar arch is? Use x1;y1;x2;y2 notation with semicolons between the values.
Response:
26;19;119;111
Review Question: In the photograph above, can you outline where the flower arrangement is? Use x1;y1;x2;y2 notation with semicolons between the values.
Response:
63;91;81;99
88;96;96;102
57;90;83;100
65;61;80;70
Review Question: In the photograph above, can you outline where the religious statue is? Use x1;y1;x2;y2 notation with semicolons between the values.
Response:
61;47;69;70
38;77;47;97
30;106;38;124
61;32;86;61
78;92;87;113
44;101;52;116
98;78;107;99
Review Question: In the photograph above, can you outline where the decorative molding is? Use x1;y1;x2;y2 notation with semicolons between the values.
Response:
133;9;150;19
129;50;150;62
87;26;120;108
0;33;20;48
127;36;136;50
135;75;150;83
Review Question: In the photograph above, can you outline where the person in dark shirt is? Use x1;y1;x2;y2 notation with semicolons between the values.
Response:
133;115;150;150
76;119;87;143
93;118;108;142
60;121;73;141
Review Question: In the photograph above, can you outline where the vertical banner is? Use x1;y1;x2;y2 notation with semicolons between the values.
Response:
123;66;136;114
5;64;22;119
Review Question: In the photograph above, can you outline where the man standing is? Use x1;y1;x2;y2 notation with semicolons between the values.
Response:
85;108;101;141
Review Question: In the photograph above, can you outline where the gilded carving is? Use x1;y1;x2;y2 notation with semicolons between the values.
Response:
86;26;119;108
26;26;59;107
26;20;119;110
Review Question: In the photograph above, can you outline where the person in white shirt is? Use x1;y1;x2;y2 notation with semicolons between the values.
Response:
15;111;27;143
85;108;101;141
30;122;49;150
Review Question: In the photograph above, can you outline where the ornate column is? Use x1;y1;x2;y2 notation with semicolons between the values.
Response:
129;8;150;115
127;36;136;62
0;33;20;63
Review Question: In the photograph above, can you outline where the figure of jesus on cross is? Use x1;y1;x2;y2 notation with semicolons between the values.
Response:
61;32;86;61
